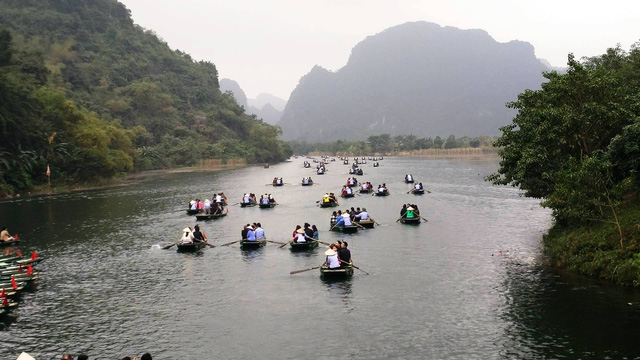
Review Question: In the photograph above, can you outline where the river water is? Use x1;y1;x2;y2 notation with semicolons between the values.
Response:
2;156;640;359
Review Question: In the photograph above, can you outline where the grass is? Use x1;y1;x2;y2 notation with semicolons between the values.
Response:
544;195;640;287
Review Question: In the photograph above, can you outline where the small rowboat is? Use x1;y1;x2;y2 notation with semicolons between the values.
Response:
176;241;208;252
343;160;349;165
404;179;414;183
320;264;353;279
373;162;379;167
340;193;355;198
359;188;372;194
400;217;421;225
240;200;257;207
317;169;325;175
355;169;364;175
330;224;358;233
346;181;357;187
240;239;266;249
195;211;228;220
259;202;277;209
411;189;425;195
356;219;375;229
319;202;338;208
302;181;314;186
0;239;20;247
273;182;284;187
186;209;204;215
290;240;319;252
374;190;390;196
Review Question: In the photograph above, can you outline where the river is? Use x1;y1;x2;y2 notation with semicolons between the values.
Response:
1;156;640;359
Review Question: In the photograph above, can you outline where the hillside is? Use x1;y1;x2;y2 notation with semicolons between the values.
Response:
220;78;284;125
279;21;549;141
0;0;291;195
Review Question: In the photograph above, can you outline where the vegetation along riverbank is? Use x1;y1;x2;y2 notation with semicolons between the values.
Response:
488;46;640;287
0;1;291;198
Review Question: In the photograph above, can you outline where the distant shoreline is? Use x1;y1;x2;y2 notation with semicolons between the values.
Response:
309;147;498;158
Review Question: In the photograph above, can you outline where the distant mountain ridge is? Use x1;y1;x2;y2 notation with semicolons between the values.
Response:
279;21;550;141
220;78;285;125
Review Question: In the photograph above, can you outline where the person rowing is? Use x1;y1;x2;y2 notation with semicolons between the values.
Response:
414;182;423;191
192;225;206;243
337;240;351;267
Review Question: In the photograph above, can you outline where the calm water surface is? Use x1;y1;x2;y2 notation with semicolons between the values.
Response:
2;156;640;359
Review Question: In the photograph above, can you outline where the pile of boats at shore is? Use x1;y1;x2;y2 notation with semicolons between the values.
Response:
0;246;43;318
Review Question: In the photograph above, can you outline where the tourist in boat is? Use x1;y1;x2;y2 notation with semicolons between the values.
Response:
325;245;341;269
254;223;265;240
412;204;421;217
323;193;331;205
213;202;224;215
250;193;258;203
329;193;338;203
272;177;278;185
356;207;370;221
276;177;283;185
405;206;417;219
192;225;206;243
261;194;270;205
189;200;197;210
242;224;251;240
338;241;351;266
304;223;314;239
268;194;275;203
197;199;204;210
330;211;338;224
302;177;310;185
293;228;308;243
312;224;319;239
246;225;256;242
400;204;407;218
406;174;413;182
242;193;252;204
0;227;14;243
292;225;302;238
204;199;211;214
180;227;194;244
414;182;422;190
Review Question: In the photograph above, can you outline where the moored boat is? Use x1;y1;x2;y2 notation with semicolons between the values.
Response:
176;241;208;252
320;264;353;279
290;240;319;252
195;210;228;220
400;217;421;225
239;239;267;249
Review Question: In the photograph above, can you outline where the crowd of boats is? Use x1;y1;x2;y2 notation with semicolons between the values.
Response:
0;235;43;319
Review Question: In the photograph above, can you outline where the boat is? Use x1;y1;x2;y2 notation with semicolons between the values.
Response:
359;188;372;194
356;219;375;228
290;240;319;252
264;163;269;168
343;160;349;165
316;168;325;175
273;182;284;187
319;201;338;208
176;241;208;252
330;224;358;233
373;162;379;167
0;299;19;312
340;193;355;198
239;239;267;249
240;200;257;207
186;209;204;215
355;169;364;175
320;264;353;279
259;202;277;209
302;180;314;186
374;190;390;196
0;239;20;247
379;156;383;160
195;210;228;220
411;189;425;195
400;217;421;225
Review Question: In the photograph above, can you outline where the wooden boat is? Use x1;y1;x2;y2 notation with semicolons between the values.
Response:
400;217;421;225
302;181;314;186
355;169;364;175
357;219;375;228
330;224;358;234
373;162;379;167
411;189;425;195
0;239;20;247
404;179;414;183
319;201;338;208
346;181;357;187
195;210;228;220
240;200;257;207
379;156;384;160
374;190;390;196
316;169;325;175
259;202;277;209
264;163;269;168
290;240;319;252
186;209;203;215
176;241;208;252
359;188;372;194
320;264;353;279
239;239;266;249
340;193;355;198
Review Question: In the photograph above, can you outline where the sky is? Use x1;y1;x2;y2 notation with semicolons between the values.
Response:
119;0;640;101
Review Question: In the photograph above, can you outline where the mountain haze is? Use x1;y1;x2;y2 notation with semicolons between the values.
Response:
279;21;549;141
220;78;285;125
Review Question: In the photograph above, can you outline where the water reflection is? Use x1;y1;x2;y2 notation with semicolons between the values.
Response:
322;277;354;313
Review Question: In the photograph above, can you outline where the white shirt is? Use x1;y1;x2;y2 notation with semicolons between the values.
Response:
216;195;222;202
255;227;265;239
343;216;352;226
359;211;369;220
181;232;194;244
414;184;421;190
295;233;307;243
243;196;251;203
262;198;269;204
327;254;341;269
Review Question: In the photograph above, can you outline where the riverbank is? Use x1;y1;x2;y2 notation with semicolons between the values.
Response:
0;161;249;200
543;195;640;287
308;147;498;157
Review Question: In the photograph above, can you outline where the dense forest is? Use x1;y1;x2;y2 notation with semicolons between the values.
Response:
0;0;291;196
487;46;640;286
288;134;496;155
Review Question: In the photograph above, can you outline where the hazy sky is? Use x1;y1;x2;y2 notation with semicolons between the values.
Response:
119;0;639;100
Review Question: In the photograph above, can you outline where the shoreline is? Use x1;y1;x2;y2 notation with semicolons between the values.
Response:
1;163;249;200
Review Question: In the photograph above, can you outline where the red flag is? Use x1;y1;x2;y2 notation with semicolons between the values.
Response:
6;248;10;255
17;250;22;257
31;251;37;260
11;275;17;290
2;297;8;306
27;264;33;276
18;264;22;272
14;234;18;241
0;287;4;297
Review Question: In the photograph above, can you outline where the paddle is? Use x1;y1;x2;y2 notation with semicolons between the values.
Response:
162;240;180;250
312;239;331;247
421;217;429;222
290;265;322;275
330;222;339;231
230;202;240;206
342;261;370;275
395;216;404;223
265;239;286;245
370;218;381;226
279;240;293;248
352;222;365;229
406;189;413;194
221;240;241;246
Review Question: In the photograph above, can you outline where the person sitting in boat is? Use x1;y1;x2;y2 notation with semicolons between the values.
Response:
377;185;386;194
1;227;14;243
204;199;211;214
261;194;270;205
345;186;353;195
400;204;407;218
406;174;413;182
190;200;197;210
323;193;332;204
356;207;370;221
411;204;421;217
341;186;348;196
325;245;341;269
192;225;206;243
272;177;278;185
293;228;308;243
242;193;252;204
197;199;204;210
276;177;283;185
405;206;416;219
414;182;422;190
304;223;315;239
212;202;223;215
292;225;302;239
302;177;310;185
338;241;351;266
329;193;338;203
268;194;275;203
215;193;224;204
330;211;338;224
254;223;265;240
180;227;194;244
312;225;319;240
246;225;257;242
242;224;251;240
338;211;353;226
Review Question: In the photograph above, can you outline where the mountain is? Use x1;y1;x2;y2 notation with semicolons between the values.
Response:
279;21;549;141
248;93;287;112
248;103;282;125
219;78;248;108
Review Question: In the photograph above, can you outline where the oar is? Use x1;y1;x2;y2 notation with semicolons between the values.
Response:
406;189;414;194
162;240;180;250
342;261;370;275
290;265;322;275
395;216;404;223
265;239;286;245
201;241;215;248
230;202;240;206
370;218;381;226
221;240;241;246
312;239;331;247
279;240;293;248
421;217;429;222
352;222;365;229
330;222;339;231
